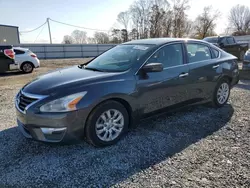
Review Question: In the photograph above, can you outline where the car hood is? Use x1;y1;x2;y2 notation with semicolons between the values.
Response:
22;65;121;95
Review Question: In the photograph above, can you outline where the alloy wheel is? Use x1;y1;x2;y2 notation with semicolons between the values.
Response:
95;109;124;142
217;83;229;104
23;63;33;73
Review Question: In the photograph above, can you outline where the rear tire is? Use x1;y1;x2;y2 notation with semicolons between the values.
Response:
211;78;231;108
21;62;34;73
85;100;129;147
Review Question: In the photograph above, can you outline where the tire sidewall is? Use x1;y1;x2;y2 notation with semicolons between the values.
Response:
21;62;34;73
213;79;230;107
85;101;129;147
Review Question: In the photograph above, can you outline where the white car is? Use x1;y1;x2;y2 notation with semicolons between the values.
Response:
12;47;40;73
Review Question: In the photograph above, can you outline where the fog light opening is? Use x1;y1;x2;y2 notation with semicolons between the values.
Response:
41;127;67;135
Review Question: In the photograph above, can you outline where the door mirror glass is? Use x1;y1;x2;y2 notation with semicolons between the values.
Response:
219;42;224;47
142;63;163;72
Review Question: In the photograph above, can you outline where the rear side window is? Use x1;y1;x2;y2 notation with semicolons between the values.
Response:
14;49;25;55
211;48;220;58
147;43;183;68
186;44;212;63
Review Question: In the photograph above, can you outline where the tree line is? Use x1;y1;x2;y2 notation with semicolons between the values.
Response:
62;0;250;44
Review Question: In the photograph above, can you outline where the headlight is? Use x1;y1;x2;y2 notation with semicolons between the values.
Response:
40;91;87;112
247;50;250;55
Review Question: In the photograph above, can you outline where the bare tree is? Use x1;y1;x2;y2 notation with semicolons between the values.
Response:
87;37;97;44
183;19;193;37
149;5;166;38
121;29;129;42
172;0;190;38
117;11;130;30
71;30;87;44
162;10;173;37
129;28;139;40
228;4;250;35
94;32;110;44
62;35;74;44
110;29;122;43
130;0;152;39
194;6;220;39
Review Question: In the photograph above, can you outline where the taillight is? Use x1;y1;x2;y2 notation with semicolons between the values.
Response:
31;54;37;58
4;49;15;59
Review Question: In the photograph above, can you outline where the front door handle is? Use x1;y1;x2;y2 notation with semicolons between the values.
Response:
213;65;220;69
179;73;189;78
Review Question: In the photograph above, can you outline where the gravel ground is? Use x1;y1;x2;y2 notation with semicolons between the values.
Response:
0;59;250;187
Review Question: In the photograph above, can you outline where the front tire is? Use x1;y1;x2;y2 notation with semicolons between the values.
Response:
21;62;34;73
85;100;129;147
212;79;231;108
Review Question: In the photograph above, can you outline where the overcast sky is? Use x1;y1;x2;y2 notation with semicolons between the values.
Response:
0;0;249;43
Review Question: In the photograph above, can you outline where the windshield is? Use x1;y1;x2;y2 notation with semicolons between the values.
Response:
84;44;153;72
203;37;218;43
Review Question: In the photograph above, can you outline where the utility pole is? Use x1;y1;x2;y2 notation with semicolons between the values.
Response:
47;18;52;44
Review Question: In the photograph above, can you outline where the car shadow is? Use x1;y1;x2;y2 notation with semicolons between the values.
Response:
0;104;234;187
0;70;23;77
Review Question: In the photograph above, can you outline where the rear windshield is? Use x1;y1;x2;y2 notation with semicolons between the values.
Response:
203;38;218;43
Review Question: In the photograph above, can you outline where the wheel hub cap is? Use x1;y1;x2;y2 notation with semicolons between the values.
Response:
217;83;229;104
95;109;124;142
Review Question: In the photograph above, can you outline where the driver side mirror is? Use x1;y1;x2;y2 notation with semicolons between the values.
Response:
142;63;163;73
219;42;224;47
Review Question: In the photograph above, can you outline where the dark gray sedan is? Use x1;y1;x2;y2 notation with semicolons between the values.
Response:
15;38;239;147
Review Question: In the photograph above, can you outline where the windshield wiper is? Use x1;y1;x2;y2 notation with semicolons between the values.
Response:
83;66;104;72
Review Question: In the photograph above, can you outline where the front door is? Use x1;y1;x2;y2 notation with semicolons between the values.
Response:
136;43;191;114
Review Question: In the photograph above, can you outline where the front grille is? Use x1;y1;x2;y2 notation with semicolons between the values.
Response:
18;93;38;111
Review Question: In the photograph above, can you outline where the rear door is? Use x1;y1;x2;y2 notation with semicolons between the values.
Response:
136;42;192;114
185;42;221;100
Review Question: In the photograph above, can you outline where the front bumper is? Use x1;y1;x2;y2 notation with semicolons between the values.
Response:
16;108;87;143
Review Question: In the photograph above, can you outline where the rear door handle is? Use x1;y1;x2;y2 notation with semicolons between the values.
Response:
179;73;189;78
213;65;220;69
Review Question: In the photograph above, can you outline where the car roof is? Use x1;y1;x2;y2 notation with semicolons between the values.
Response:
204;35;233;39
123;38;208;46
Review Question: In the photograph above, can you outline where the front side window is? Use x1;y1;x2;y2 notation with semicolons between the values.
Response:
84;44;153;72
220;37;228;45
147;43;183;68
186;44;212;63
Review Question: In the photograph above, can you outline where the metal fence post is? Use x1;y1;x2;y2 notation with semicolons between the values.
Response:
81;45;84;58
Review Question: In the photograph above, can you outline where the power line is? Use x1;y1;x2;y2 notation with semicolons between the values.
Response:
49;18;109;32
34;23;46;43
20;21;47;33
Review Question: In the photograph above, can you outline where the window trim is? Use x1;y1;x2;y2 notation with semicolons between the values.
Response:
135;42;186;75
184;42;214;64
